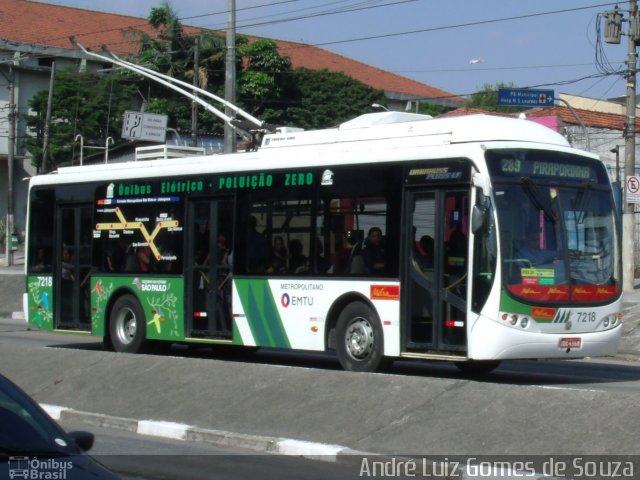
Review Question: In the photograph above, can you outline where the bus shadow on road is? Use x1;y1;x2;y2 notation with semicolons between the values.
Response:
48;340;640;386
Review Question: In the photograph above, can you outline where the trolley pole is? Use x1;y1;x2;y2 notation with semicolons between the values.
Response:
623;0;638;291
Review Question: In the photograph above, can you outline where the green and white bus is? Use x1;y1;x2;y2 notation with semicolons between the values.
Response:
24;111;623;372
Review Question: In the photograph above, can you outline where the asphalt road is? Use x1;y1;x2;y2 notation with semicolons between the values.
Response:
3;315;640;460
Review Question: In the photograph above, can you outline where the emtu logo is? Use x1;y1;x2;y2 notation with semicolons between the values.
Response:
281;293;290;308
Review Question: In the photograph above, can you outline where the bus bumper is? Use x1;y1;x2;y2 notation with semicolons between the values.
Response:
468;314;623;360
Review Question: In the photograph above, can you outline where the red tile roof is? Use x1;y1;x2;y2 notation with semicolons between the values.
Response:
439;105;640;132
437;107;514;118
526;106;640;132
0;0;462;102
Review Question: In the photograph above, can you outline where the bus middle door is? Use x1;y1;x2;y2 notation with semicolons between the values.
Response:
55;203;92;331
187;198;234;340
403;189;468;354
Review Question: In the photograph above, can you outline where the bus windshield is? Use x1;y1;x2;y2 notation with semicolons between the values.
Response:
486;149;621;304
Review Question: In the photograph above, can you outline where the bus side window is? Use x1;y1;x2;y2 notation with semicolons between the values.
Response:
27;189;54;274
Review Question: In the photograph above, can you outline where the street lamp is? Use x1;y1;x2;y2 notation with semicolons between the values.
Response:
104;137;113;164
611;145;620;182
75;134;83;166
372;103;390;111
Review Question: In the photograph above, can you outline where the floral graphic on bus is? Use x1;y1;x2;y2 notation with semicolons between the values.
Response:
146;292;179;337
27;276;53;329
91;279;114;333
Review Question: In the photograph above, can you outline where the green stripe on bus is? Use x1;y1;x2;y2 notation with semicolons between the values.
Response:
235;279;291;348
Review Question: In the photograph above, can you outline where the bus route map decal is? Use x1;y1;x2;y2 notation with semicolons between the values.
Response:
95;207;178;260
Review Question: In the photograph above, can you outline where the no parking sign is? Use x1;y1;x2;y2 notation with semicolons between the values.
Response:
626;175;640;203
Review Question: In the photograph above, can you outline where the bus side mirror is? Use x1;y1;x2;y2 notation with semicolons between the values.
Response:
471;204;487;234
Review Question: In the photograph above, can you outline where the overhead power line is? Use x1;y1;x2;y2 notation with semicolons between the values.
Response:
304;2;621;48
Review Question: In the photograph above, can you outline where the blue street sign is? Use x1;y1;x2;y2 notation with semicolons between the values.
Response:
497;88;555;107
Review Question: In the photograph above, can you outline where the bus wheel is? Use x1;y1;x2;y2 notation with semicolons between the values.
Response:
336;302;385;372
454;360;501;375
109;295;147;353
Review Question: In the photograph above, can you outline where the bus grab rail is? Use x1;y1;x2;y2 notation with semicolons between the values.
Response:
70;38;275;146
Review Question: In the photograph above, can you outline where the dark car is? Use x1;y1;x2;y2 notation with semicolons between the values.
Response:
0;373;118;479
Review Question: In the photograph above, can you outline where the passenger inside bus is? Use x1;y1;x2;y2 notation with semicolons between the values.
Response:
288;239;309;273
334;229;363;274
33;247;50;272
247;215;271;273
61;246;74;281
268;236;287;274
217;231;231;266
415;235;434;271
313;237;330;274
363;227;385;275
105;237;127;272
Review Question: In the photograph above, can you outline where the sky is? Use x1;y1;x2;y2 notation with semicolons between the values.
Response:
46;0;631;102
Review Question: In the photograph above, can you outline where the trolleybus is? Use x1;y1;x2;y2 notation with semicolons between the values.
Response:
24;110;623;372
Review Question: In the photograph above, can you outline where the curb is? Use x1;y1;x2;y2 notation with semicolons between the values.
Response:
41;404;567;479
41;403;368;463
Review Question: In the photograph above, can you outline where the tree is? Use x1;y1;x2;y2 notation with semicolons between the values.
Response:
283;68;386;130
238;39;292;119
130;3;229;134
24;70;138;171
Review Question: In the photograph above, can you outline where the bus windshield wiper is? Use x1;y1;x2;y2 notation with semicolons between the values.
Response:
520;177;557;222
574;181;592;225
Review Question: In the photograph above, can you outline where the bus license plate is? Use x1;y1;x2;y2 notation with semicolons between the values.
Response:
559;337;581;350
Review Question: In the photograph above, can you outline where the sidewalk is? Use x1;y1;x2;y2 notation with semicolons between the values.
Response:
0;242;24;273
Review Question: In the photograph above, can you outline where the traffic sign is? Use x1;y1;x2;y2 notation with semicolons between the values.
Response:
626;175;640;203
497;88;555;107
122;111;168;142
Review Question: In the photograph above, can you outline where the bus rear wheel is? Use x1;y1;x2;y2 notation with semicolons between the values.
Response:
336;302;385;372
109;295;148;354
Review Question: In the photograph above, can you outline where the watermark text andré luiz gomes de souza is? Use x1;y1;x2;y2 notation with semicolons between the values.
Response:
358;456;635;478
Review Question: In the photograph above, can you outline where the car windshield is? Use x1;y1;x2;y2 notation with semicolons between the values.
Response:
0;377;77;456
487;149;621;304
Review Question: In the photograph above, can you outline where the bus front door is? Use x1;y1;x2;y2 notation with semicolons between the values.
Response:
403;190;468;354
55;204;92;330
187;198;234;340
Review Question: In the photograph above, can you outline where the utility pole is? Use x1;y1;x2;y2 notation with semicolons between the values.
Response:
191;36;199;148
5;64;15;266
623;0;638;292
41;61;55;173
604;1;639;291
224;0;236;153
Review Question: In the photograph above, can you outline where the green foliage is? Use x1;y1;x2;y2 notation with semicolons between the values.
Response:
282;68;386;129
418;103;454;116
24;70;137;171
24;3;406;167
239;39;292;114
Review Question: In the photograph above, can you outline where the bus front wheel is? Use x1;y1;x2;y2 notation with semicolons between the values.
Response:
336;302;386;372
109;295;148;354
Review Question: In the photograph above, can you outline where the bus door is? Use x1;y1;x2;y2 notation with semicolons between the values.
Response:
55;204;92;330
403;189;469;353
186;197;234;339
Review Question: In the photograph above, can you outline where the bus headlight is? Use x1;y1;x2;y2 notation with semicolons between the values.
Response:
603;314;619;329
520;317;529;329
510;315;518;326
